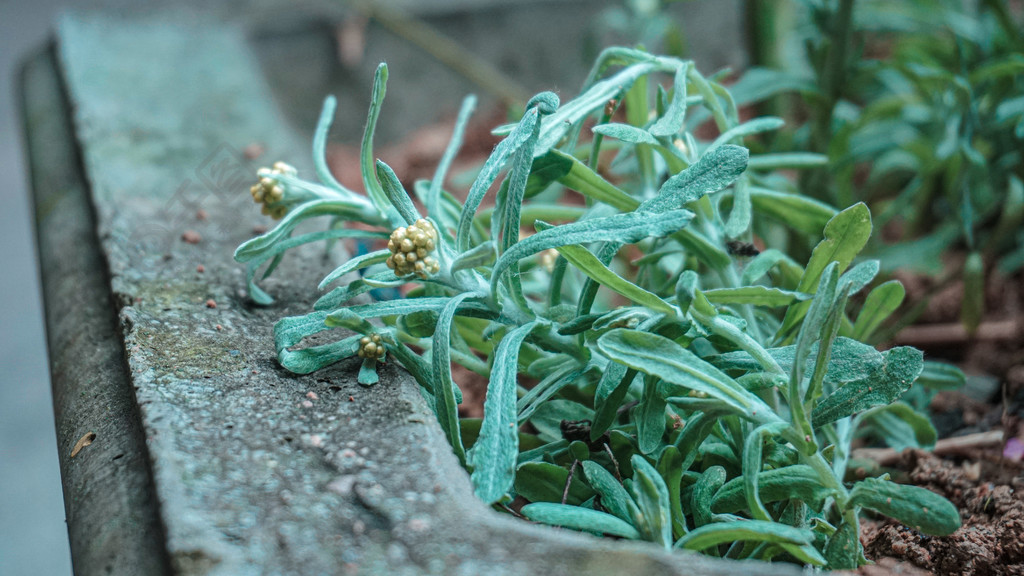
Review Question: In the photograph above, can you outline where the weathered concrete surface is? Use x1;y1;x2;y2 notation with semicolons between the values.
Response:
28;11;799;576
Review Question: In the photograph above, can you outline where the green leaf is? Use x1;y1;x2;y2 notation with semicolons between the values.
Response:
556;243;676;314
450;240;496;272
514;462;595;505
838;260;880;297
591;363;637;440
520;502;641;539
427;94;476;220
375;160;420;225
581;461;640;525
644;145;749;213
799;203;873;294
233;200;383;263
432;294;472;465
469;321;541;504
711;337;884;387
748;187;838;237
357;358;379;386
597;329;775;423
849;477;961;536
534;150;637;210
675;520;814;551
856;402;937;451
917;361;965;391
636;377;667;455
318;249;390;290
312;96;352;194
630;455;673;548
649;61;688;137
740;249;800;286
361;63;403;227
492;209;693;293
961;251;984;335
703;286;807;307
708;117;785;151
724;177;752;238
692;466;726;529
592;123;659;144
711;465;833;514
457;102;543;252
851;280;905;341
273;310;361;374
824;519;860;570
812;346;924;427
747;153;828;170
742;422;790;521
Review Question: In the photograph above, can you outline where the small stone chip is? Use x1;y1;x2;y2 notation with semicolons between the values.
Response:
205;299;217;309
181;230;202;244
70;432;96;458
195;209;208;221
196;264;205;273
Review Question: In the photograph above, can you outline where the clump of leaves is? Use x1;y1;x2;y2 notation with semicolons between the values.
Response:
235;47;964;569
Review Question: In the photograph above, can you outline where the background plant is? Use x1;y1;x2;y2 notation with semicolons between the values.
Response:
733;0;1024;334
235;46;964;569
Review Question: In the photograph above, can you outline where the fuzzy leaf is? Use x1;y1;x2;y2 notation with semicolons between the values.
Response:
649;62;688;136
851;280;905;341
636;378;667;455
849;477;961;536
514;462;595;505
917;361;966;391
812;346;924;426
630;455;673;548
711;465;833;514
703;286;808;307
375;160;420;225
521;503;641;539
675;521;815;551
318;249;390;290
582;461;639;525
432;294;472;465
469;322;541;503
644;145;749;213
748;187;838;237
592;123;659;144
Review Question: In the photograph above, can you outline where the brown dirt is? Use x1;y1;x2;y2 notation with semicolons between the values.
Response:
859;450;1024;575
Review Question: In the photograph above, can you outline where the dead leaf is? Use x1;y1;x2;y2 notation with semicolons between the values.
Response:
70;432;96;458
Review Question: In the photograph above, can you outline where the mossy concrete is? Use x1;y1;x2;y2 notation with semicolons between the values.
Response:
27;10;797;576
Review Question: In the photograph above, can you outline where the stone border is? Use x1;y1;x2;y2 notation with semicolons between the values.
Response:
25;11;798;575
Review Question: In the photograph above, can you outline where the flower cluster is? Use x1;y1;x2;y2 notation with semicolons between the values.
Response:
249;162;297;219
357;333;385;360
386;219;440;279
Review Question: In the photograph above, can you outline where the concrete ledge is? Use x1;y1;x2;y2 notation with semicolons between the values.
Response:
25;10;796;575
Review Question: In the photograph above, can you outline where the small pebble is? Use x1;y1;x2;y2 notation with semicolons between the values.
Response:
216;324;223;331
301;400;314;409
182;230;202;244
243;143;265;159
205;299;217;309
253;225;268;234
196;264;205;273
195;209;208;221
306;391;319;401
309;434;323;448
348;396;355;402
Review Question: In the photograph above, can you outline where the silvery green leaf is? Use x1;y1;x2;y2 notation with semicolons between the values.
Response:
851;280;905;341
675;521;815;551
691;466;726;529
525;150;636;210
375;160;421;225
432;294;473;465
724;177;752;238
427;94;475;220
360;64;404;227
582;461;640;525
469;321;541;504
703;286;808;307
675;270;699;311
649;62;689;137
824;519;860;570
711;465;832;514
644;145;749;213
554;243;675;314
837;259;880;297
742;421;791;521
591;362;637;440
707;117;785;152
740;249;798;285
635;377;667;455
630;455;673;549
312;95;356;195
450;240;496;273
597;329;776;424
318;249;390;291
591;123;659;145
491;209;693;293
273;311;360;374
521;503;640;539
812;346;925;426
849;477;960;536
234;200;383;262
357;358;379;386
711;337;883;386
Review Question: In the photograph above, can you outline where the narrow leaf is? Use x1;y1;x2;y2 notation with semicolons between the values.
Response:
521;503;641;539
849;477;961;536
